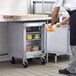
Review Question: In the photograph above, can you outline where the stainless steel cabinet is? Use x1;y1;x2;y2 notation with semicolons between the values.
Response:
0;23;9;61
47;25;70;62
8;22;47;67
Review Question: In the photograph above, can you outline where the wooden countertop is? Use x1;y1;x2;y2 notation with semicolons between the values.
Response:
0;14;51;22
3;14;49;19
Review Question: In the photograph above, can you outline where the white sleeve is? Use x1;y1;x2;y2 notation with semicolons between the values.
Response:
54;0;64;7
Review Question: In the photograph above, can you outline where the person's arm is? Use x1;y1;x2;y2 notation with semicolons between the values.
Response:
51;7;60;25
60;16;70;25
56;16;70;27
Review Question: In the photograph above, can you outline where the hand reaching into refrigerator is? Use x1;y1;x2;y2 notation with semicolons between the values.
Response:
47;22;62;32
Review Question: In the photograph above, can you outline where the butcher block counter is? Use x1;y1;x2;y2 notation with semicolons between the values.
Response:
0;14;51;22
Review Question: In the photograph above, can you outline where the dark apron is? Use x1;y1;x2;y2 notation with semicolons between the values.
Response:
67;10;76;45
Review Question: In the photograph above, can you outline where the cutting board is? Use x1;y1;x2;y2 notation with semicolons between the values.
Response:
3;14;48;19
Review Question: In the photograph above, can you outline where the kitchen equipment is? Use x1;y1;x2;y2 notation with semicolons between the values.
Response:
47;25;70;62
32;46;39;51
26;34;32;40
8;22;47;67
47;24;56;32
33;34;40;39
26;46;32;52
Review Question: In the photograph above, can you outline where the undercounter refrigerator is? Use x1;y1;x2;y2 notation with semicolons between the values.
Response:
8;22;47;67
46;24;71;62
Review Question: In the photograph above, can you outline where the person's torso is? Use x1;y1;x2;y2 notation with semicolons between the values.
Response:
63;0;76;11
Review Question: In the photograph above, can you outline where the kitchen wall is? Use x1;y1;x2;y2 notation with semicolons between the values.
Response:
0;0;57;15
0;0;28;15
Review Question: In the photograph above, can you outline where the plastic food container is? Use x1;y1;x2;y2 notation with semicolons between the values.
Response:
32;46;39;51
26;46;32;52
26;34;32;40
33;34;40;39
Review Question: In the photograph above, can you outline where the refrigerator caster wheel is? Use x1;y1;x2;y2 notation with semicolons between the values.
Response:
41;57;46;65
23;62;28;68
11;57;16;64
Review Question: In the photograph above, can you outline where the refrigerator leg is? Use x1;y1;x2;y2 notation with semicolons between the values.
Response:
46;53;48;63
55;55;57;63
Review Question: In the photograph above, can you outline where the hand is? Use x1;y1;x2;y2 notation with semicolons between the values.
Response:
55;23;61;28
47;23;52;27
